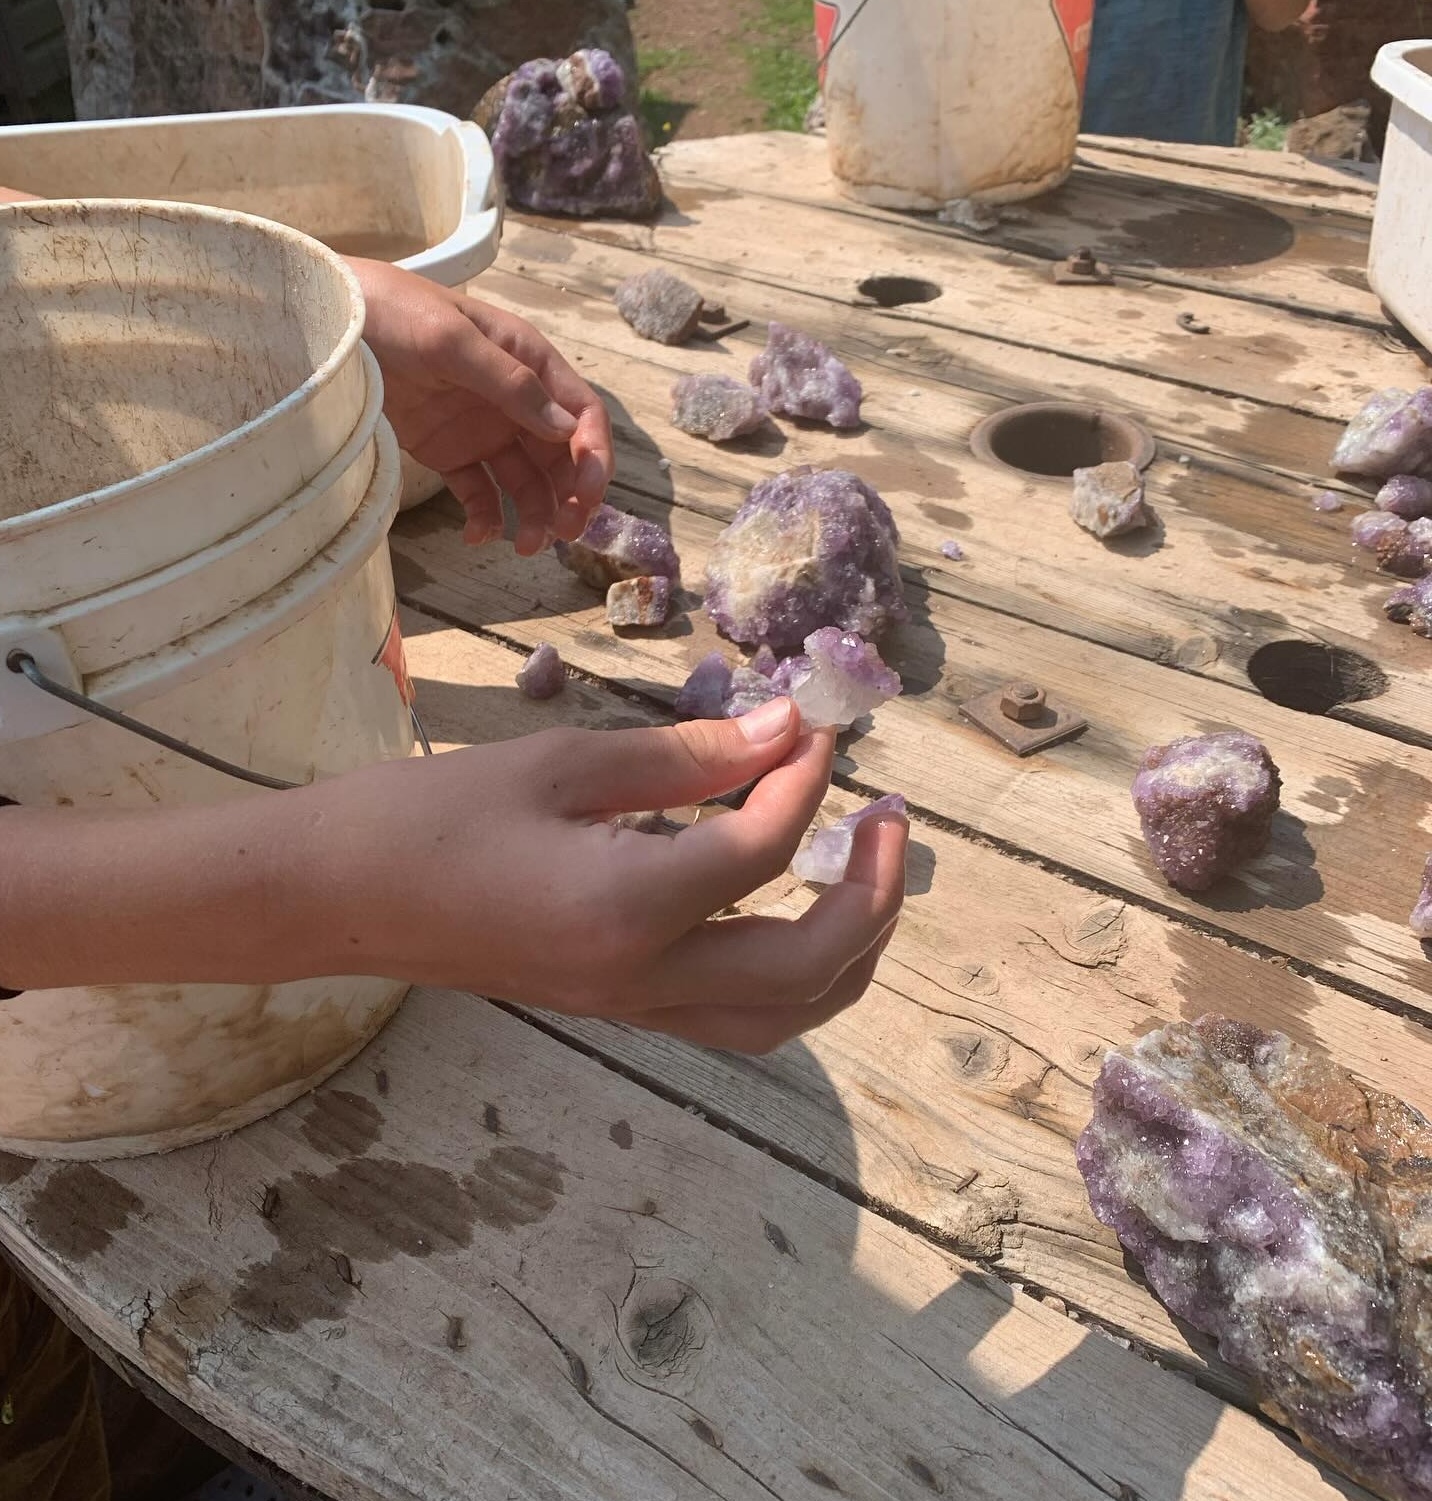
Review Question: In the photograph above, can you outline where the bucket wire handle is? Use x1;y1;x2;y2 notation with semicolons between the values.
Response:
5;650;433;792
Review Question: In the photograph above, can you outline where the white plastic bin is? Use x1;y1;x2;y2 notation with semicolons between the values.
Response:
1370;41;1432;354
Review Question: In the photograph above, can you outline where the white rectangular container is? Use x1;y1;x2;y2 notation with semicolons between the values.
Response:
0;102;502;286
1370;41;1432;353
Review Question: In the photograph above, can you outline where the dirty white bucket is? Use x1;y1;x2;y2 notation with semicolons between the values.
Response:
1370;41;1432;355
0;201;415;1158
818;0;1094;209
0;104;504;512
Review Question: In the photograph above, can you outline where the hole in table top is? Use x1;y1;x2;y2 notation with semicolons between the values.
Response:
1246;640;1388;714
970;402;1156;479
857;275;943;307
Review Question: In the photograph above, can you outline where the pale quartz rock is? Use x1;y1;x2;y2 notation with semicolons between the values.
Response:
792;794;907;883
1070;461;1149;539
1332;386;1432;479
1311;489;1345;513
669;374;769;441
939;539;965;560
515;643;565;700
605;575;671;627
785;627;902;730
555;503;681;590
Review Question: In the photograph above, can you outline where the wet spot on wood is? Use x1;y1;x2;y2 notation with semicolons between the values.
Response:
919;501;970;532
468;1145;564;1231
801;1466;841;1491
0;1152;33;1185
482;1103;502;1136
28;1164;143;1260
300;1090;383;1158
763;1219;797;1258
609;1120;633;1150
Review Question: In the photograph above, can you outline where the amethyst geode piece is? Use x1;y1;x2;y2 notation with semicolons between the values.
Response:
1378;476;1432;520
749;323;862;429
1077;1016;1432;1501
1131;731;1281;892
704;468;906;653
670;374;770;440
783;627;902;730
555;503;680;590
1386;576;1432;637
475;50;661;219
1333;387;1432;480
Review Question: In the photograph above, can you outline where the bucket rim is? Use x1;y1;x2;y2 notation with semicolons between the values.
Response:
0;197;367;542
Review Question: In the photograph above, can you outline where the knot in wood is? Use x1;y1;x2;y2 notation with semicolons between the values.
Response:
619;1278;710;1380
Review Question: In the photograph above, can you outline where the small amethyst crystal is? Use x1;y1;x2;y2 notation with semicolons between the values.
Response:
1070;461;1150;540
1077;1015;1432;1501
1412;857;1432;939
555;503;680;590
606;575;671;628
1378;475;1432;520
793;794;907;884
670;374;770;441
474;50;661;219
615;269;704;345
1332;387;1432;480
675;652;733;719
749;322;862;429
704;468;906;653
1131;731;1281;892
516;642;565;700
1385;576;1432;637
784;627;902;730
939;539;965;560
723;665;780;718
750;645;780;678
1311;489;1345;514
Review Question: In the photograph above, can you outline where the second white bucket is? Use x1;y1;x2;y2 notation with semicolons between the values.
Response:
819;0;1095;209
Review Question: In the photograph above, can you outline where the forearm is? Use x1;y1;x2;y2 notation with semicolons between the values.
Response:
1246;0;1308;31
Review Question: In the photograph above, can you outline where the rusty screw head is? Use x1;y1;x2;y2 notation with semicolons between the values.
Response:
1000;682;1046;722
1070;247;1097;275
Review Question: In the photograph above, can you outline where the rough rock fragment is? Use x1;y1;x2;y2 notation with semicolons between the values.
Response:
704;467;906;653
793;794;908;884
1354;509;1411;553
515;642;565;700
555;503;680;590
723;666;780;718
669;374;769;441
1384;576;1432;637
784;627;902;730
476;49;660;219
675;652;733;720
1378;475;1432;520
1070;461;1150;539
1131;731;1281;892
1411;857;1432;940
750;646;780;678
749;322;862;429
606;575;671;628
1311;489;1345;513
1332;387;1432;480
936;198;999;233
1076;1016;1432;1501
615;269;704;345
1354;511;1432;577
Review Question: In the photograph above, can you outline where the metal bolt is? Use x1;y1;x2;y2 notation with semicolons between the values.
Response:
1000;682;1046;722
1070;247;1097;276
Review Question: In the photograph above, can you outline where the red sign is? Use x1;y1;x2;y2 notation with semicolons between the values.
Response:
814;1;839;87
1050;0;1095;96
373;608;414;707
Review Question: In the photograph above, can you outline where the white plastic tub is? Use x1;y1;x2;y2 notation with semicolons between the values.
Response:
1370;41;1432;353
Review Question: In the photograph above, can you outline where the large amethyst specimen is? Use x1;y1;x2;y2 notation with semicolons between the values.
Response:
1131;731;1281;892
1077;1016;1432;1501
783;627;902;730
555;503;680;590
670;374;770;441
1386;576;1432;637
793;794;907;883
475;50;661;219
1332;387;1432;480
615;269;704;345
749;322;862;429
704;468;906;653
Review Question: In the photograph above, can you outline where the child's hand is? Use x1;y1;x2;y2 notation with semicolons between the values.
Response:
311;699;908;1053
347;257;615;555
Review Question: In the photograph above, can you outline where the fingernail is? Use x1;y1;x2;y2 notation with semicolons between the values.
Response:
540;401;579;436
576;452;609;500
737;697;793;743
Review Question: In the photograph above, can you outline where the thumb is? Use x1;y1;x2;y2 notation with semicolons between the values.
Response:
574;699;802;814
439;316;579;444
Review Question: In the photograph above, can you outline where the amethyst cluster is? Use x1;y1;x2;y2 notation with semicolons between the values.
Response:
792;794;907;883
555;503;680;590
475;50;661;219
670;373;770;441
1386;576;1432;637
704;468;906;654
749;323;863;430
1131;730;1281;892
1077;1016;1432;1501
1333;387;1432;481
1412;857;1432;939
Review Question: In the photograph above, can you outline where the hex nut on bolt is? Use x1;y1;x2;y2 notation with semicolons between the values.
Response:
1001;683;1046;722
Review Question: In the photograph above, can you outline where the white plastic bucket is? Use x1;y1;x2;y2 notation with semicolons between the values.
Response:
1370;41;1432;354
0;201;415;1158
818;0;1094;209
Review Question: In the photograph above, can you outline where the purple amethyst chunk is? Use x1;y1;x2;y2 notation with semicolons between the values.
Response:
722;666;780;718
750;645;780;678
1311;489;1345;513
1131;730;1281;892
675;652;733;720
785;627;902;730
516;642;565;700
1412;857;1432;939
615;270;704;345
606;575;671;628
1385;575;1432;637
475;50;661;219
1332;387;1432;480
1070;461;1150;540
704;467;906;653
670;374;770;441
792;794;907;884
555;503;680;590
939;539;965;560
1077;1016;1432;1501
749;322;862;429
1351;511;1432;576
1378;475;1432;520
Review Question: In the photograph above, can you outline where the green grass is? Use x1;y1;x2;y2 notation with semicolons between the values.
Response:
747;0;820;130
637;44;695;142
1242;108;1289;152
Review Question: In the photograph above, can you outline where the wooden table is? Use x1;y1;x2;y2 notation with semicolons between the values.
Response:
2;132;1427;1500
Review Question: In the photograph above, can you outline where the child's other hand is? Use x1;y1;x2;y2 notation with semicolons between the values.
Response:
347;258;614;555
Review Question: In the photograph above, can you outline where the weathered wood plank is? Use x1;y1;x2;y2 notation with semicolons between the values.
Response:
0;984;1374;1501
